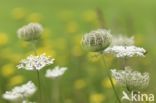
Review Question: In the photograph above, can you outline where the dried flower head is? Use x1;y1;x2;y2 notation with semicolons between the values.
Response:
45;66;67;79
81;29;112;52
104;46;146;58
17;23;43;41
17;53;54;70
111;67;150;91
3;81;37;102
111;35;134;46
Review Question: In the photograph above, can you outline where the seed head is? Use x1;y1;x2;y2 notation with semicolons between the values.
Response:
111;67;150;91
81;29;112;52
17;23;43;41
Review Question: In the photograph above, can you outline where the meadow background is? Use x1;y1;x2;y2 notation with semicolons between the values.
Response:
0;0;156;103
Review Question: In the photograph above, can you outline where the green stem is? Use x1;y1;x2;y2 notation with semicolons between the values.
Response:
52;78;60;103
37;70;42;103
101;55;122;103
31;40;42;103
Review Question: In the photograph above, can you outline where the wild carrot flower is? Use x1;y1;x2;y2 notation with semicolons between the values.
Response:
81;29;112;52
104;46;146;58
17;53;54;70
111;67;150;91
3;81;37;102
45;66;67;78
111;35;134;46
17;23;43;41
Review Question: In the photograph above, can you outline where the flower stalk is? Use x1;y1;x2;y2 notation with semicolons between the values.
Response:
31;41;42;103
100;55;122;103
52;78;60;103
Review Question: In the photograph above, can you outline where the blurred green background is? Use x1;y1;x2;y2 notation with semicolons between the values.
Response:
0;0;156;103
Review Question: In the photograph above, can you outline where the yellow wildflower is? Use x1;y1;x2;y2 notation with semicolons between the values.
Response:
90;93;105;103
12;8;27;20
66;21;78;33
74;79;87;90
1;64;15;77
102;78;116;89
8;75;24;87
27;13;42;22
0;32;8;46
82;10;96;22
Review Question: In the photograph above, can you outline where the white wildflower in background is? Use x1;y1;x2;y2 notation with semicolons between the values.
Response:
81;29;112;52
111;67;150;91
17;53;55;70
45;66;68;78
104;46;146;58
111;35;134;46
17;23;43;41
3;81;37;102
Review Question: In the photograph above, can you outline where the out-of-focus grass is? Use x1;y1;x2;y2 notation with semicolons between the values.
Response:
0;0;156;103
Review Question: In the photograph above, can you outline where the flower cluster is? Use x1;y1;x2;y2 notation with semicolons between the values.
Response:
105;46;146;58
45;66;68;79
81;29;112;52
111;35;134;46
3;81;37;102
111;67;149;91
17;53;55;70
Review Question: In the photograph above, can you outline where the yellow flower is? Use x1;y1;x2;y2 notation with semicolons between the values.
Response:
74;79;87;90
87;52;101;62
102;78;116;89
66;21;78;33
27;13;43;22
1;50;22;63
8;75;24;87
90;93;105;103
37;46;56;57
11;8;27;20
82;10;96;22
0;33;8;46
1;64;15;77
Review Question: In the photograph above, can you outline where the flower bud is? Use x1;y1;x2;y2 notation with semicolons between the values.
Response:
81;29;112;52
17;23;43;41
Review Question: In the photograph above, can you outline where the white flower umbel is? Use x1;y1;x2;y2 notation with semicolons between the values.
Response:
17;53;55;70
3;81;37;102
111;67;150;91
111;35;134;46
45;66;67;79
104;46;146;58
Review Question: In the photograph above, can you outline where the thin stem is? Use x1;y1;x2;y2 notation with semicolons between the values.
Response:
52;78;60;103
122;57;127;69
37;70;42;103
31;40;42;103
101;55;122;103
31;40;37;55
22;95;29;103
